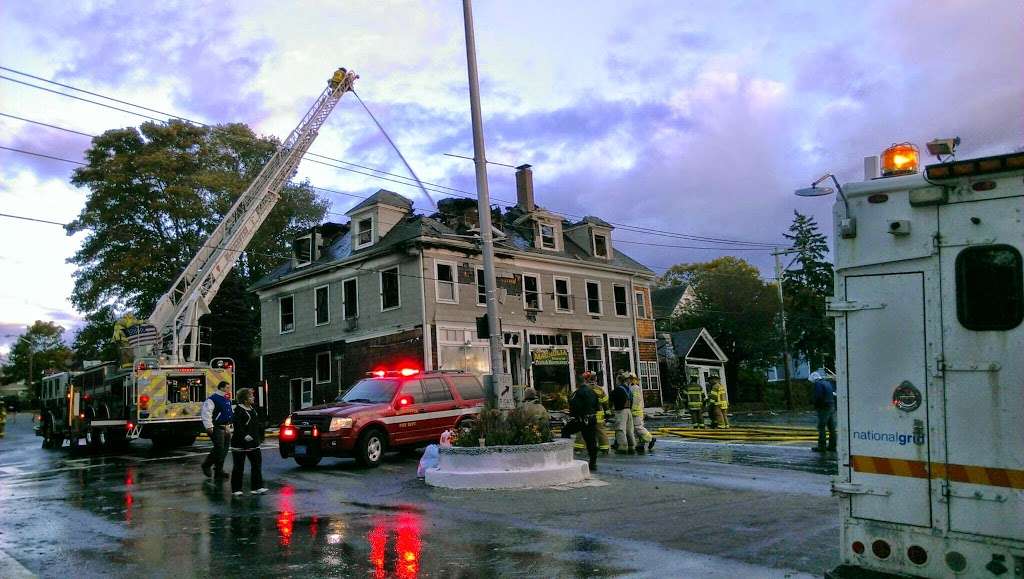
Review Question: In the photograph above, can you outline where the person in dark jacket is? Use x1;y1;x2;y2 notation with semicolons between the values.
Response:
811;372;837;452
609;374;635;454
201;381;233;479
230;388;267;495
562;381;600;471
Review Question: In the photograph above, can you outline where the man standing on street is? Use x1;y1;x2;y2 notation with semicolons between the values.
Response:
610;372;635;454
201;381;233;479
811;372;837;453
628;373;655;453
681;381;706;428
575;371;611;455
562;380;600;471
708;378;730;429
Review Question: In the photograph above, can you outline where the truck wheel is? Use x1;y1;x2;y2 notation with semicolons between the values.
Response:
294;455;321;468
355;429;387;468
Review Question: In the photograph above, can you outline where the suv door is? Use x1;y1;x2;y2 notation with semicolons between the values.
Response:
420;377;459;439
390;379;426;445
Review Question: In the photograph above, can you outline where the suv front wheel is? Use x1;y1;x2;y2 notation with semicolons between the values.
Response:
355;428;387;468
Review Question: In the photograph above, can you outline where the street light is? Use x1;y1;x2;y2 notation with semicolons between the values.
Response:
794;173;857;239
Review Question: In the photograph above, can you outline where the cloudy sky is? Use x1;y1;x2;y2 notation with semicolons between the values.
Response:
1;0;1021;354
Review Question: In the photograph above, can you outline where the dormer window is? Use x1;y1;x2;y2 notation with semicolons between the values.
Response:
355;216;374;249
293;235;313;267
538;223;558;250
593;232;609;258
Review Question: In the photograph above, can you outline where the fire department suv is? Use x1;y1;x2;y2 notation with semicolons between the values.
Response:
820;145;1023;577
279;370;485;468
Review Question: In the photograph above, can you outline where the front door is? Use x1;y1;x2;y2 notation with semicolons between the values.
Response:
938;195;1024;539
845;273;931;527
608;336;634;382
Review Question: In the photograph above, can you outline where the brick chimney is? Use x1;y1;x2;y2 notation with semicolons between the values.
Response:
515;164;535;212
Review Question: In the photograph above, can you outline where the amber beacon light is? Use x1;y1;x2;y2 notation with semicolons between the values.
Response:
881;143;920;176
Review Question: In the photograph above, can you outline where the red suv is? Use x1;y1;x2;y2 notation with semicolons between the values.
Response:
279;369;485;468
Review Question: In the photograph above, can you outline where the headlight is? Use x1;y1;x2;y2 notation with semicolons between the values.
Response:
329;417;353;431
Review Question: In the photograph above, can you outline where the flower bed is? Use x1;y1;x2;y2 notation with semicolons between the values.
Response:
424;439;589;490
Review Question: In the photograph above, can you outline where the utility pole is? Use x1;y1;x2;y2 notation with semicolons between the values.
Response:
773;248;796;411
462;0;509;409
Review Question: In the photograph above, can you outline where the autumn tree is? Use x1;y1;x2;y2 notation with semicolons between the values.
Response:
65;120;327;371
658;256;779;401
1;321;74;397
781;211;834;370
71;305;122;364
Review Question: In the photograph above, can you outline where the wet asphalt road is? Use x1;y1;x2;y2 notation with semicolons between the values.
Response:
0;414;839;578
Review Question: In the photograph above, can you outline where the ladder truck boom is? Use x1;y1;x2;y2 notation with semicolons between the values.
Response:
147;68;358;363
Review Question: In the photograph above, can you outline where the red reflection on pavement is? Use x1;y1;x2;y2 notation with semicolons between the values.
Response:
394;513;422;579
368;520;388;579
276;484;296;547
310;515;319;539
124;492;134;524
125;467;135;487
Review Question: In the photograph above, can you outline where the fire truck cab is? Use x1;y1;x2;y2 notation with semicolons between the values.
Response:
822;146;1023;577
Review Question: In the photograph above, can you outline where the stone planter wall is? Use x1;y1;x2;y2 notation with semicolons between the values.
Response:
424;439;589;490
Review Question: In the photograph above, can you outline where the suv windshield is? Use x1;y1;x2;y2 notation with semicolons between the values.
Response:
337;379;399;404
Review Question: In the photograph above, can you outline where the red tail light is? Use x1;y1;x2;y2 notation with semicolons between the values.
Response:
126;422;134;431
139;395;150;410
312;426;320;438
399;368;419;377
281;426;297;441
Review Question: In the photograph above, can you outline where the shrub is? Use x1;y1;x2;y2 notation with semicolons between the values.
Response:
451;403;552;447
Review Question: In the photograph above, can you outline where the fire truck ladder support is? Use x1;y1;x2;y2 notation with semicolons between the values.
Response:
146;69;358;364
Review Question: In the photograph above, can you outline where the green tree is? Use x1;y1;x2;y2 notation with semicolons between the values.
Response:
65;120;327;368
657;257;779;402
781;211;835;370
2;321;74;397
71;306;122;364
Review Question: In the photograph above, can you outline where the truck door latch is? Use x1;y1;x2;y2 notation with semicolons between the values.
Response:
832;481;892;497
825;299;887;317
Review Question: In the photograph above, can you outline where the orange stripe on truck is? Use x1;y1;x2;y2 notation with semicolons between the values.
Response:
850;455;1024;489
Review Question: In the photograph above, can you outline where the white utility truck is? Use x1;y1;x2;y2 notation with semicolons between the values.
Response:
804;143;1023;578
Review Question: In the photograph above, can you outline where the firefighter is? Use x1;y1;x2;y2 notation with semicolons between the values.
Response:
574;372;611;455
562;380;600;471
610;372;635;454
680;381;706;428
328;68;349;89
708;378;730;429
628;373;655;453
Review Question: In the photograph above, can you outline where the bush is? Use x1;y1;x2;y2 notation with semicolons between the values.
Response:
451;403;552;447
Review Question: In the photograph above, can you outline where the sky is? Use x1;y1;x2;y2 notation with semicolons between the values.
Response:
1;0;1022;355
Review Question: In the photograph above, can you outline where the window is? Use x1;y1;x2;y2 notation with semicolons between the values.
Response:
355;216;374;248
167;375;205;403
342;278;358;320
583;335;606;386
523;273;541;310
437;327;491;373
608;336;631;349
639;361;660;391
279;295;294;333
956;244;1023;330
539;223;557;250
316;351;331;384
593;233;608;258
553;276;572;312
528;333;569;346
314;285;330;326
451;375;485;401
634;291;648;319
586;280;602;315
422;378;454;402
613;284;628;317
294;235;313;266
398;380;424;402
474;267;486;306
380;266;400;310
435;260;457;303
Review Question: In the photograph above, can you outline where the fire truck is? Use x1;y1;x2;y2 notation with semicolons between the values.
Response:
36;68;359;450
799;142;1023;577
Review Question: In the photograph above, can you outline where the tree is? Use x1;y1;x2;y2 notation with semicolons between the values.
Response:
781;211;835;370
72;306;122;364
2;321;74;397
65;120;327;367
658;257;780;402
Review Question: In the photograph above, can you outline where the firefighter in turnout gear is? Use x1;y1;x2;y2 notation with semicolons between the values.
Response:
628;373;655;453
708;378;729;429
575;371;611;454
680;381;707;428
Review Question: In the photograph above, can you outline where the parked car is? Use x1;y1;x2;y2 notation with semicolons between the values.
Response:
279;369;486;468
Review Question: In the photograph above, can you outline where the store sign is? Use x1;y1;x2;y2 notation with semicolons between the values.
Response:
532;349;569;366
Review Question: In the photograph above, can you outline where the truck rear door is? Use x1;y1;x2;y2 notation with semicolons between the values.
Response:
844;273;932;527
938;191;1024;540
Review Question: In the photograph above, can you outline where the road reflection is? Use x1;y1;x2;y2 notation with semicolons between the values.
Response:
367;511;422;579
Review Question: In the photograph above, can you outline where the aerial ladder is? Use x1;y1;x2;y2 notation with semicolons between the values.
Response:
146;68;358;364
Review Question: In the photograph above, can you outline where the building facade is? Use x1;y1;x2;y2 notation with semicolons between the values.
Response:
252;167;660;421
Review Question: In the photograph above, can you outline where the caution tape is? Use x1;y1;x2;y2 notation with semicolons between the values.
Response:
654;426;819;443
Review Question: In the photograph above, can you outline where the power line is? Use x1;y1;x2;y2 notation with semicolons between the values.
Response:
0;64;782;248
0;145;86;165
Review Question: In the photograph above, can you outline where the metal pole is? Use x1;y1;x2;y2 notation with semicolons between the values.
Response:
462;0;505;404
773;249;793;410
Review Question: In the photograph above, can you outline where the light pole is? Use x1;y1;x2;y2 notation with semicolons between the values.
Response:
462;0;510;409
771;249;797;410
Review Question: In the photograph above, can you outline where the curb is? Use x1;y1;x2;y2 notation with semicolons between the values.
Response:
0;549;35;579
